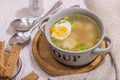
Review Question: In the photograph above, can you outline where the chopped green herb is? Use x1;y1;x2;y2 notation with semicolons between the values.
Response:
61;20;67;23
96;38;100;42
64;48;70;51
51;25;55;28
63;16;69;20
69;20;73;24
80;46;87;50
78;43;87;51
58;21;61;24
71;23;75;28
79;43;85;47
69;20;75;28
57;20;67;24
59;46;70;51
51;37;57;42
76;14;82;18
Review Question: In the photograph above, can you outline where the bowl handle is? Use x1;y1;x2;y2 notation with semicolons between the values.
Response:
93;35;112;55
38;16;51;36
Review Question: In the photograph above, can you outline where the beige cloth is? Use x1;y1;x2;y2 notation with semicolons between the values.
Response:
50;0;120;80
0;0;118;80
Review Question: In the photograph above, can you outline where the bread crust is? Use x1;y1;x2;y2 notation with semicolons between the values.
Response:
0;42;5;66
21;71;39;80
3;45;21;78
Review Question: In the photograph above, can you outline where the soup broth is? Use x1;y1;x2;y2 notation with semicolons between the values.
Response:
50;14;101;51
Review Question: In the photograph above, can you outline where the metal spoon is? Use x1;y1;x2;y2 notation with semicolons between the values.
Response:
10;0;63;32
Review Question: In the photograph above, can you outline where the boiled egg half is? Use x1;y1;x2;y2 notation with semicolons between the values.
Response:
50;20;72;40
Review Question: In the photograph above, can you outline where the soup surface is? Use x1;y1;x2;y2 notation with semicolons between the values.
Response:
50;14;101;51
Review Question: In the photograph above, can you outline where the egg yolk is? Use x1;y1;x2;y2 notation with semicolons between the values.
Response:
51;26;68;37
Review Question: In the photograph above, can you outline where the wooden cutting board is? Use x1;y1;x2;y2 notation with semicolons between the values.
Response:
32;31;105;76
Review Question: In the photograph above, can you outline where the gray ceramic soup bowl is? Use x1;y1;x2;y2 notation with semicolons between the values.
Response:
38;8;112;66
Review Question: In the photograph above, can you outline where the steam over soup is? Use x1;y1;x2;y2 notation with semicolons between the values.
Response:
50;14;101;51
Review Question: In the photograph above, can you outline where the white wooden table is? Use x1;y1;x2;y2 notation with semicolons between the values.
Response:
0;0;86;80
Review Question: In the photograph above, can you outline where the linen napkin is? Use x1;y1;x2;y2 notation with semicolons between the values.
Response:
49;0;120;80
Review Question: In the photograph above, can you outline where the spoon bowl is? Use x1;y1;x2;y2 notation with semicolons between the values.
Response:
9;32;30;46
10;18;33;31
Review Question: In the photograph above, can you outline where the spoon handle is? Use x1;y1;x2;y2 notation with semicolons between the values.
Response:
33;0;63;26
71;5;80;8
44;0;63;16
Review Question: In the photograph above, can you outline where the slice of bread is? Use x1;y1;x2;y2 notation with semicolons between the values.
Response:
0;64;6;77
21;71;39;80
0;41;5;77
3;44;21;78
4;52;10;66
0;41;5;66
